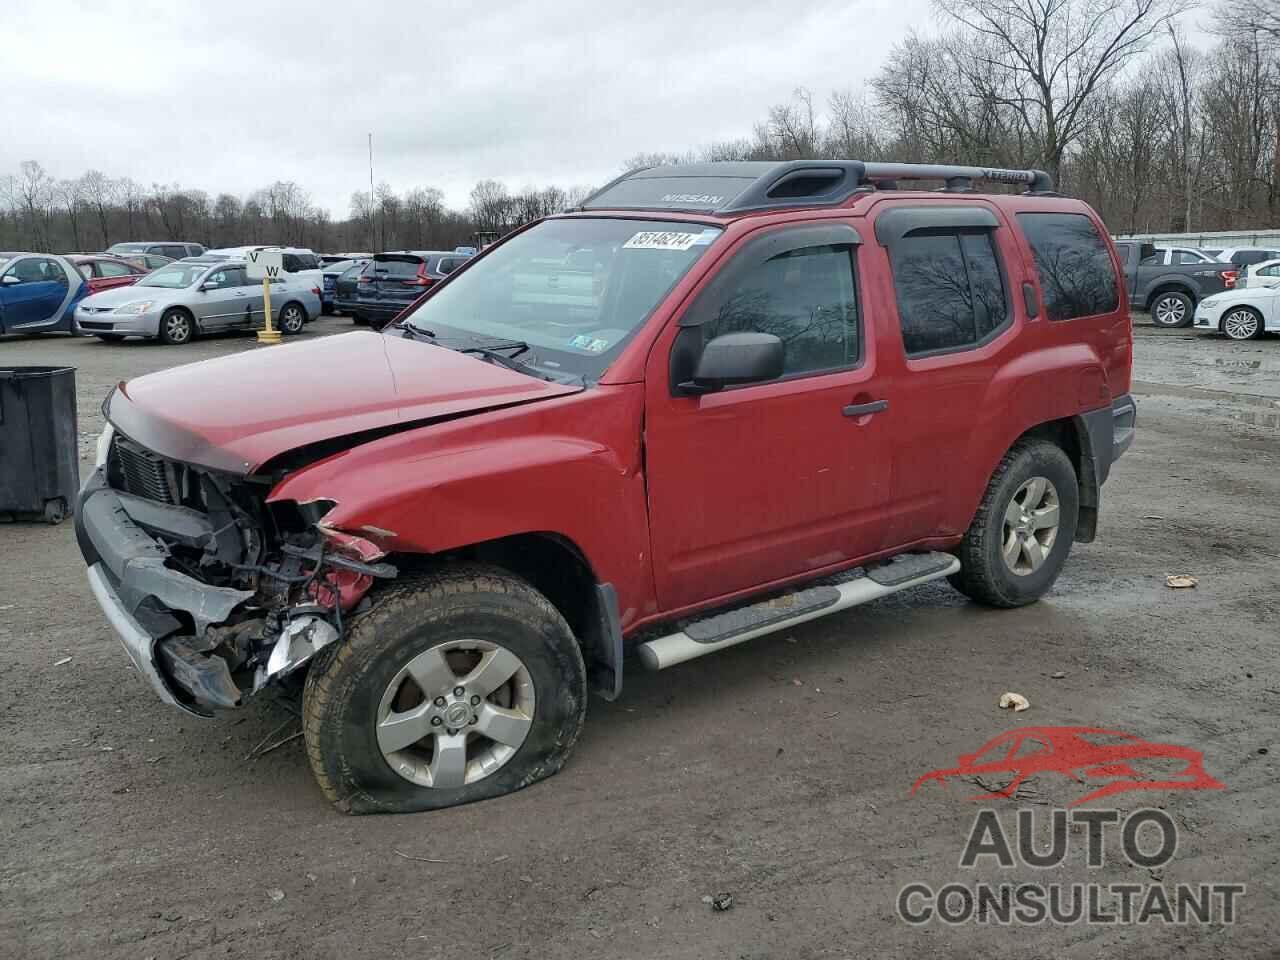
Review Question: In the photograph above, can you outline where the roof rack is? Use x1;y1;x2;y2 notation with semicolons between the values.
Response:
577;160;1056;215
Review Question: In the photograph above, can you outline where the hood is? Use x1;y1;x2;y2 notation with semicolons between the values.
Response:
107;331;584;474
1199;289;1254;308
80;284;189;309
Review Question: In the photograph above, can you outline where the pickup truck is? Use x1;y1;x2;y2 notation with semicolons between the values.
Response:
1114;240;1237;327
77;160;1136;814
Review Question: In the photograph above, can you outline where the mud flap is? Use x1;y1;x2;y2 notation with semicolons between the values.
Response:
586;582;624;701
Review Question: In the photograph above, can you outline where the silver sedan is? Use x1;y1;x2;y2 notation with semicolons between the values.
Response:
73;260;321;344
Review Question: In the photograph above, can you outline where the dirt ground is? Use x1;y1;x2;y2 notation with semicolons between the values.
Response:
1;317;1277;959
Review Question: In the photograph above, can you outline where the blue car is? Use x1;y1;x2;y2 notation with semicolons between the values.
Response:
0;253;88;335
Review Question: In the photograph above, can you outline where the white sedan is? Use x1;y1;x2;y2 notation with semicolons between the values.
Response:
1193;275;1279;340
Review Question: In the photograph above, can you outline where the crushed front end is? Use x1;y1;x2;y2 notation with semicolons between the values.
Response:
76;422;395;717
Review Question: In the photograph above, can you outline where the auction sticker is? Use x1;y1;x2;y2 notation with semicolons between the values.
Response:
624;231;703;251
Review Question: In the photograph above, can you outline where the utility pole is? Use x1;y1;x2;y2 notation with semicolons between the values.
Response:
368;132;376;251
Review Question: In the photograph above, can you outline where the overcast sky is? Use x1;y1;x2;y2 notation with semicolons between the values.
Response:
5;0;952;216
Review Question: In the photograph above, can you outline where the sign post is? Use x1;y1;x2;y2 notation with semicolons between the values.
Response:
245;250;284;344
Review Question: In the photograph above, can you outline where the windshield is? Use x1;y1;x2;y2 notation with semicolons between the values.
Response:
138;263;207;288
399;217;722;378
108;243;147;254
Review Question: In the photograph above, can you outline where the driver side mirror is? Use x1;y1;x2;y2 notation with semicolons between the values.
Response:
1;275;20;286
678;332;784;396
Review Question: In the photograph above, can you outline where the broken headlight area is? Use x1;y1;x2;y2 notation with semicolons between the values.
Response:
80;432;396;714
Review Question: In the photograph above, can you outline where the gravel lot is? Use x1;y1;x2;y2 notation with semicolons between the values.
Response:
1;317;1277;959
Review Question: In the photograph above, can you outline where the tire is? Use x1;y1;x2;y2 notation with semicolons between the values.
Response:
1222;306;1264;341
1150;290;1194;328
949;439;1079;608
158;308;194;345
278;301;307;335
95;334;124;342
351;313;368;326
303;564;587;815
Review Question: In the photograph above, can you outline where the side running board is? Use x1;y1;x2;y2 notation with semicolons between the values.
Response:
637;552;959;670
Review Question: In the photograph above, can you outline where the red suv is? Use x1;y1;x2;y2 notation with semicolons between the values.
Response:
76;161;1135;814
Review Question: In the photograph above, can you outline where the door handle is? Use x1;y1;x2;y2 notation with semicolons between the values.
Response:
842;399;888;417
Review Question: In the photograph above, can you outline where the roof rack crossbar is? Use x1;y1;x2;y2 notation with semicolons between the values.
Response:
860;163;1054;194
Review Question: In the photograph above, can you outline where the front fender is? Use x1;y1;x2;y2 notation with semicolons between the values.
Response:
266;384;658;627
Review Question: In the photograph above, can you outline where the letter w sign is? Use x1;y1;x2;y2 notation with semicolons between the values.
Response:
245;250;284;280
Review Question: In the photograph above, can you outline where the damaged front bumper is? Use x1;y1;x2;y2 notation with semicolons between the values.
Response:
77;462;387;717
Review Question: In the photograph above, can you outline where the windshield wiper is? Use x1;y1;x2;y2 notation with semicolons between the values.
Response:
391;319;436;341
458;341;534;375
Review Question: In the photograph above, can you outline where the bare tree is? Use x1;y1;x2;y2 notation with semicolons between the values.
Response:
936;0;1189;183
79;171;117;248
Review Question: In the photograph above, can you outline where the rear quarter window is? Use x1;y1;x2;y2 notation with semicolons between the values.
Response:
1016;213;1120;321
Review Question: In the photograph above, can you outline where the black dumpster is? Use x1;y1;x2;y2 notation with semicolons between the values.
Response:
0;366;79;523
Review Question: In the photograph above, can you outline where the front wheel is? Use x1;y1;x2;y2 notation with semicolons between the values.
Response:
949;439;1079;608
303;565;587;814
158;308;194;345
1222;306;1263;340
1150;291;1194;328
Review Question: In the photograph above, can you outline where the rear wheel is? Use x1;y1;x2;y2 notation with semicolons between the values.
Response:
158;308;194;345
1222;306;1263;340
303;565;587;814
1150;291;1194;328
278;301;306;335
950;440;1079;608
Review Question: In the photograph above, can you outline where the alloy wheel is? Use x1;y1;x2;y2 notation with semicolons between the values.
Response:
1001;476;1060;576
165;313;191;343
281;305;304;333
1154;296;1187;326
375;639;536;789
1223;308;1259;340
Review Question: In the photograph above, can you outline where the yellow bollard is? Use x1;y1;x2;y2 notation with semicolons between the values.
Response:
257;277;281;344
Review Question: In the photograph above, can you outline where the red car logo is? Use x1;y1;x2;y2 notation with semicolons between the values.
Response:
911;726;1225;807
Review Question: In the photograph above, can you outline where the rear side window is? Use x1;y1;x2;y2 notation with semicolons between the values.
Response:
888;229;1009;356
98;260;133;277
156;244;188;260
437;256;466;275
703;244;860;376
1017;213;1119;321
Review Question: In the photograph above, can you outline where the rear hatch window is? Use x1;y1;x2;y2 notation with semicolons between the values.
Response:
365;256;425;301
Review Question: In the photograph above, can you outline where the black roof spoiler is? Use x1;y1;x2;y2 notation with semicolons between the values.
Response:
577;160;1057;215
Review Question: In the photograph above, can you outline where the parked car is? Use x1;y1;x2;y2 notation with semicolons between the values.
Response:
1143;245;1218;266
73;259;320;344
332;261;368;317
320;252;373;265
1214;247;1280;269
75;160;1137;813
0;252;88;335
118;253;175;272
107;240;206;260
321;257;370;313
68;255;148;294
1193;263;1280;339
1114;240;1237;327
1242;257;1280;288
352;250;471;327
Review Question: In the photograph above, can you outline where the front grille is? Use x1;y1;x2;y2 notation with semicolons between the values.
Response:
111;437;176;504
78;321;114;330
